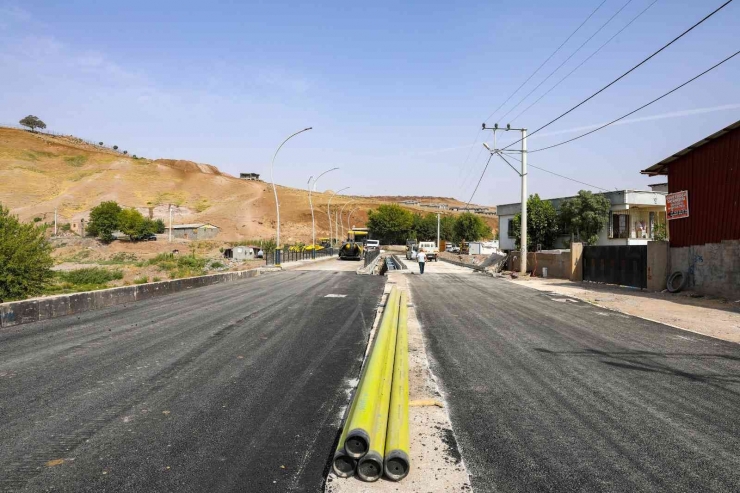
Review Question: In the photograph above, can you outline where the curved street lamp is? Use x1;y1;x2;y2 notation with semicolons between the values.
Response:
308;167;338;249
270;127;312;251
347;206;360;231
339;199;356;244
327;187;350;249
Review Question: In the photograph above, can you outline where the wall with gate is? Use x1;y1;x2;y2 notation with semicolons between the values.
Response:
583;245;648;289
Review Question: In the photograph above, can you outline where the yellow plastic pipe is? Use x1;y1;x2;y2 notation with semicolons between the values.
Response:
384;290;410;481
357;289;399;481
332;382;361;477
344;287;400;459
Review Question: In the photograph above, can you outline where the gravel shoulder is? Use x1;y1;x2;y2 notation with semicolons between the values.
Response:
510;276;740;344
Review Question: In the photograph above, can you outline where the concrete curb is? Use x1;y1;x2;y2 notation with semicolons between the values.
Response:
438;257;484;271
0;268;266;329
357;254;382;275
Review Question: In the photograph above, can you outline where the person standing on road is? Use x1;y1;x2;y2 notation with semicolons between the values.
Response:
417;250;426;274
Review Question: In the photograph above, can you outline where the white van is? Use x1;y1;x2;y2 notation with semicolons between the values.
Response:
417;241;439;261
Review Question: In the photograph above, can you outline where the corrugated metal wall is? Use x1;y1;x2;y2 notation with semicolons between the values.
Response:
668;127;740;247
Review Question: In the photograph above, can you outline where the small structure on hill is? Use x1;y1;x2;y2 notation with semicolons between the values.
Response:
223;246;257;260
171;223;220;240
240;172;261;181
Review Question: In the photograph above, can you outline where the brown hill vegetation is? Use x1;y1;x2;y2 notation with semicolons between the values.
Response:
0;127;497;242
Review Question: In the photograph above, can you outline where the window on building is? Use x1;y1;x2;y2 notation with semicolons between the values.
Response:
507;219;515;238
610;211;629;239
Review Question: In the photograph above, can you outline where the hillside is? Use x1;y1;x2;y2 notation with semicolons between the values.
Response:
0;127;497;242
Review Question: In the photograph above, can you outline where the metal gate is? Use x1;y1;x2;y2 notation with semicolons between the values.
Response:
582;245;647;289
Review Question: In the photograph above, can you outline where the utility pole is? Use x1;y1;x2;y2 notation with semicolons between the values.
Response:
437;213;440;249
54;207;57;236
482;123;528;274
169;204;173;243
80;218;85;238
520;129;528;274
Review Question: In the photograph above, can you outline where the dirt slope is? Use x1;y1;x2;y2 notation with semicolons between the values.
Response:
0;127;496;241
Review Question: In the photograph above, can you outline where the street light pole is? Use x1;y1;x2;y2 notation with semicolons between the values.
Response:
327;187;349;249
270;127;312;253
348;207;359;231
339;199;356;244
308;167;338;249
437;212;440;249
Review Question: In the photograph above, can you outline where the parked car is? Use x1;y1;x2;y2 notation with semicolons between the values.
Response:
257;249;264;259
405;239;418;260
365;239;380;252
135;233;157;241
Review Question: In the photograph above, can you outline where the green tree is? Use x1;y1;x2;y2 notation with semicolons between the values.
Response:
558;190;611;245
0;204;54;302
118;208;146;240
152;218;166;234
411;213;439;241
367;204;414;244
440;215;457;242
454;212;490;242
87;201;122;242
512;194;559;251
19;115;46;132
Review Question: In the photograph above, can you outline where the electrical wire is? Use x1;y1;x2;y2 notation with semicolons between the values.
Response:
458;143;486;196
530;49;740;153
498;0;734;153
498;151;612;191
498;0;635;123
511;0;659;123
455;129;483;187
483;0;608;123
465;153;494;207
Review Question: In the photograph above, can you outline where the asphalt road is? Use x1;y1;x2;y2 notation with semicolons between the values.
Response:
409;270;740;492
0;270;384;492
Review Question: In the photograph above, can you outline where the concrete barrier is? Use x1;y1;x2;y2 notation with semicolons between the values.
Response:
0;268;264;329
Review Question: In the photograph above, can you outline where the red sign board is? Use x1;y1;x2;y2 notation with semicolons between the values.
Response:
666;190;689;220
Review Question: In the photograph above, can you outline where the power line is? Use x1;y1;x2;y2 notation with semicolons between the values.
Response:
458;143;486;196
530;49;740;153
511;0;659;123
483;0;608;123
499;0;636;123
465;153;494;207
498;152;612;191
499;0;734;152
455;129;483;189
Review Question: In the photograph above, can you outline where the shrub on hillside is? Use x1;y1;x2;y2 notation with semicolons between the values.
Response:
57;267;123;285
0;205;54;302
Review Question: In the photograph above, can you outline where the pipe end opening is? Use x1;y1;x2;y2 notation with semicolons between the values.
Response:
384;453;410;481
332;453;357;478
344;431;369;458
357;452;383;482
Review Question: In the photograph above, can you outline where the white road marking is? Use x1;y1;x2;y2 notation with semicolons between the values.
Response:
324;294;347;298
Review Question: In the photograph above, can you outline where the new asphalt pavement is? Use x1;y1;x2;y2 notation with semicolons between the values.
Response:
0;269;384;492
409;268;740;493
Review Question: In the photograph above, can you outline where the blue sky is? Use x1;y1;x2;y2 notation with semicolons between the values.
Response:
1;0;738;205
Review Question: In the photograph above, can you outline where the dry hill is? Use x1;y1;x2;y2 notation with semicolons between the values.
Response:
0;127;497;242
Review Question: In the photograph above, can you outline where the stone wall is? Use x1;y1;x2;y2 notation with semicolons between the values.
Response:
670;240;740;299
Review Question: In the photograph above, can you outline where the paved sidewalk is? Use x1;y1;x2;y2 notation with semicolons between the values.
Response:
510;276;740;344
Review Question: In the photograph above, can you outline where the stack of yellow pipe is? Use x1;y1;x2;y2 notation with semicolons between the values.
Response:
332;287;410;482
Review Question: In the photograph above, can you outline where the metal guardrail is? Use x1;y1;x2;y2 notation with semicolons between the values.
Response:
264;248;334;266
364;249;381;267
